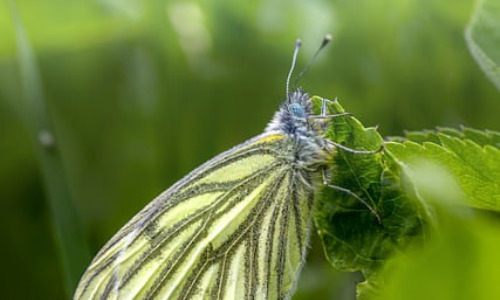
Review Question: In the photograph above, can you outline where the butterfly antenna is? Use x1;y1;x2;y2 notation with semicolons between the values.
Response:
286;39;302;99
292;34;332;89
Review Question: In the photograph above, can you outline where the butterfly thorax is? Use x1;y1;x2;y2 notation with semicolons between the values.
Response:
265;89;332;171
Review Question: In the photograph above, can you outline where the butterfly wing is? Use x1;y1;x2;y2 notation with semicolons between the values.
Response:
74;132;316;300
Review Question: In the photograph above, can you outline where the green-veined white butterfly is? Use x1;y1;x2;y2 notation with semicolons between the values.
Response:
74;35;380;300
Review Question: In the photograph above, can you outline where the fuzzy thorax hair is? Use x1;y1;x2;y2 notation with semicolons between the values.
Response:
265;89;332;171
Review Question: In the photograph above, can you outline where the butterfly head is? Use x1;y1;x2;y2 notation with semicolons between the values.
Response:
287;89;311;120
265;89;316;136
289;103;305;118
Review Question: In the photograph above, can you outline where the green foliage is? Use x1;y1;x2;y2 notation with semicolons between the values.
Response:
386;128;500;211
315;98;500;299
390;127;500;148
466;0;500;90
371;215;500;300
313;97;428;283
374;128;500;300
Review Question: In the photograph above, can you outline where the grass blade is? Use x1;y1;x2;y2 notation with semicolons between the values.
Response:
10;1;90;296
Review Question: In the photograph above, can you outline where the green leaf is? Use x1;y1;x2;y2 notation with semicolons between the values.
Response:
371;214;500;300
465;0;500;90
389;127;500;148
311;97;428;286
385;129;500;212
365;127;500;299
312;97;500;299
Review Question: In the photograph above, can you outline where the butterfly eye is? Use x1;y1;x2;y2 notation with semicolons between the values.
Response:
289;103;305;118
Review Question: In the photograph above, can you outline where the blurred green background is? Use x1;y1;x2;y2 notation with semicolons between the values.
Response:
0;0;498;299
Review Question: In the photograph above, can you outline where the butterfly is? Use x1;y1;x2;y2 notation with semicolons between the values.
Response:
74;35;380;300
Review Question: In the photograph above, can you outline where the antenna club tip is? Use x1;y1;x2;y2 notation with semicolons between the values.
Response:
295;39;302;46
321;34;333;47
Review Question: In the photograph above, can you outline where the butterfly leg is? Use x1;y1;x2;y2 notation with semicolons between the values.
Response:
326;140;384;155
311;97;385;154
321;169;382;223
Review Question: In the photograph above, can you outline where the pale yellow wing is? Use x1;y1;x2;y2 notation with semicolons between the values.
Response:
74;133;315;300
